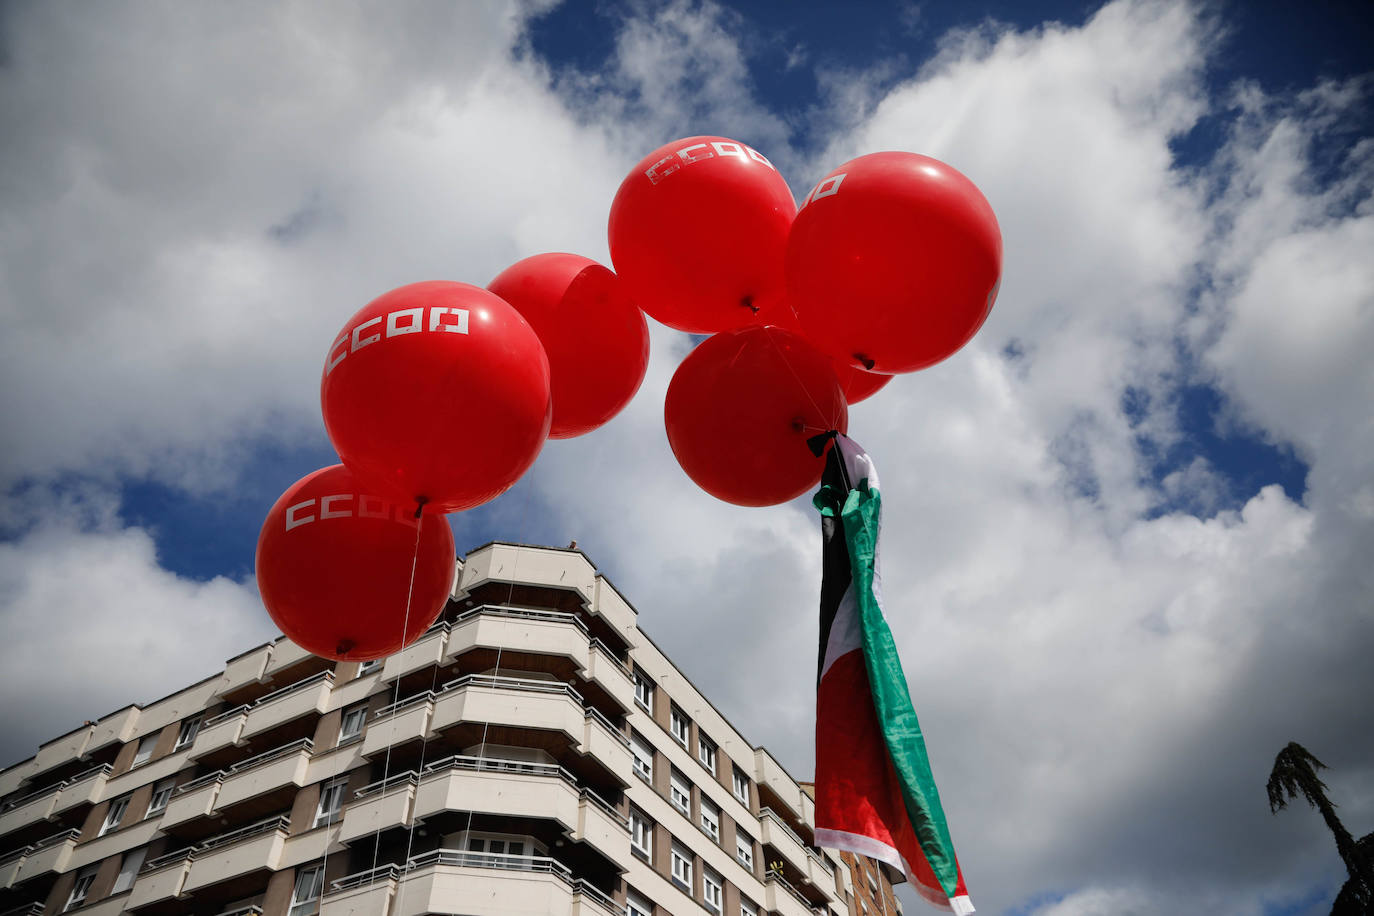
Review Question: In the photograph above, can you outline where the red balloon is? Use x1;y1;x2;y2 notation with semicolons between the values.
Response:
488;254;649;439
833;360;892;404
664;326;847;507
786;152;1002;374
256;465;455;661
321;281;551;514
609;136;797;334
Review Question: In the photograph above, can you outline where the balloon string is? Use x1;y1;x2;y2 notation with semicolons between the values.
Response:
368;515;426;893
762;329;844;436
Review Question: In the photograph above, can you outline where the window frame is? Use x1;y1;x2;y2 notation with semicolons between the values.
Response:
629;806;653;860
732;765;750;804
131;733;158;768
65;865;98;911
670;705;690;747
703;867;723;914
633;669;654;712
146;779;176;817
313;777;348;829
627;888;654;916
630;731;654;782
338;705;368;743
736;827;754;869
173;715;201;751
100;795;130;836
670;841;693;892
700;796;720;842
357;658;382;676
740;899;759;916
289;864;324;916
669;767;691;816
697;732;717;775
110;846;147;894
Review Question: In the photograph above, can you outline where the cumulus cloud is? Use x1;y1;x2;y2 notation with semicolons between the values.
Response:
0;2;1371;915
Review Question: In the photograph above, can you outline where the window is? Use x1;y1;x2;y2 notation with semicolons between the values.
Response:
289;864;323;916
339;705;367;743
670;705;690;747
174;715;201;751
147;779;175;817
467;835;527;867
732;766;750;804
670;841;692;892
697;732;717;775
630;806;652;860
100;795;130;835
703;868;723;914
736;827;754;869
630;731;653;782
633;669;654;712
111;846;147;894
357;658;381;675
627;889;654;916
313;778;347;828
669;768;691;816
65;865;98;911
700;797;720;841
740;899;759;916
131;733;157;767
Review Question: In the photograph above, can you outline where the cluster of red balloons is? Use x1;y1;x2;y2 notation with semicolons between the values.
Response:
610;136;1003;507
254;134;1001;662
256;260;649;661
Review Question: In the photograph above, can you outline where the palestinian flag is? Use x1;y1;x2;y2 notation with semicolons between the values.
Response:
811;432;973;914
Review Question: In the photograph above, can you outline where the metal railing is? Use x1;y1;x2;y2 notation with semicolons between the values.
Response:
62;763;113;787
252;669;334;708
420;754;579;787
210;906;264;916
588;638;632;677
202;704;251;729
0;783;62;812
585;707;631;747
580;788;629;829
329;862;400;892
574;878;625;914
452;604;590;635
194;813;290;854
0;903;45;916
142;846;196;873
373;690;436;721
176;770;226;795
353;771;419;800
439;672;584;704
225;737;313;775
768;869;825;914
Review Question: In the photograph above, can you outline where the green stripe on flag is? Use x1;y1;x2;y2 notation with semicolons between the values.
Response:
838;477;962;899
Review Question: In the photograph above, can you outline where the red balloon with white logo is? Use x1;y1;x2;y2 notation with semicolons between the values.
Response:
664;326;847;507
786;151;1003;374
256;464;455;661
488;253;649;439
321;281;552;514
609;135;797;334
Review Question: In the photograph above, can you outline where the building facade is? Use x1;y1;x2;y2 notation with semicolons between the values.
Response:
0;543;899;916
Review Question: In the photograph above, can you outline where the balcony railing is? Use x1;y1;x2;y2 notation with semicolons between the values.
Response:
579;788;628;829
0;903;45;916
353;772;419;801
142;847;196;873
584;707;628;747
452;604;590;635
440;673;584;703
29;827;80;850
176;771;227;795
374;690;436;721
768;870;826;914
202;704;251;730
226;738;313;774
420;753;578;786
252;670;333;707
195;813;291;854
0;782;61;813
210;906;264;916
574;878;623;913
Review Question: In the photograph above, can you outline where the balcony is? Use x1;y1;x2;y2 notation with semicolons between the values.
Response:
361;695;433;758
181;814;290;894
760;807;826;888
51;765;112;816
0;784;61;838
380;622;450;683
579;709;631;786
766;871;827;916
86;707;141;758
430;674;586;743
754;748;808;825
323;850;621;916
458;543;598;608
12;829;79;883
338;774;417;844
261;638;332;684
216;739;313;813
160;772;224;833
30;727;92;778
0;846;26;888
189;707;249;762
215;644;272;702
240;672;333;742
128;847;194;910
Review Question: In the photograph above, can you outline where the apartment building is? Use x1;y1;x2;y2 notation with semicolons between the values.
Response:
0;542;900;916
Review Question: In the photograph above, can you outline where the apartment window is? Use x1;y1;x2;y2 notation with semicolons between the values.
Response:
703;868;723;914
633;669;654;712
670;705;690;747
131;733;157;767
740;899;759;916
732;765;750;804
289;864;324;916
313;777;347;828
467;835;527;867
338;705;367;743
146;779;176;817
630;731;653;782
669;768;691;816
861;900;870;916
65;865;98;911
630;806;653;860
736;827;754;869
700;797;720;842
111;846;147;894
100;795;130;835
627;888;654;916
697;732;717;775
670;841;693;892
357;658;381;676
174;715;201;750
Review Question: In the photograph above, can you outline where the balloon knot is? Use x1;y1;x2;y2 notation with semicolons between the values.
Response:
741;295;759;314
413;496;428;519
854;353;876;371
791;416;806;434
336;639;355;656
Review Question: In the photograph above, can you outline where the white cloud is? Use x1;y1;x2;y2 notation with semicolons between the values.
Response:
0;2;1371;915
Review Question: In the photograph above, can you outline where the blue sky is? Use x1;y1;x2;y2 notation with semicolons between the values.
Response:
1;2;1371;914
